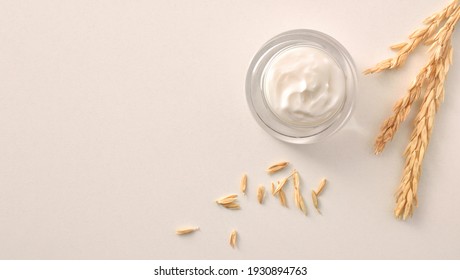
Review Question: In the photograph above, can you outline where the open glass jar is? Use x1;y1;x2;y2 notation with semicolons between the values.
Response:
246;29;357;144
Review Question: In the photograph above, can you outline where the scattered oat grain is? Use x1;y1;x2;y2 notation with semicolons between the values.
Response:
257;185;265;204
216;194;238;205
176;227;200;235
293;171;300;191
291;170;306;213
240;174;247;195
273;177;288;195
266;161;289;173
223;202;241;210
229;229;238;248
216;194;241;210
279;189;288;207
312;190;321;214
298;194;307;215
294;189;301;209
316;178;327;196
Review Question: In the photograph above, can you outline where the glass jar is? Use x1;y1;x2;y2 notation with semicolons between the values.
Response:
245;29;357;144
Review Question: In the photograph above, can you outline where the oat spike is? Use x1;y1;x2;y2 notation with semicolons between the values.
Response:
364;0;459;75
365;1;460;219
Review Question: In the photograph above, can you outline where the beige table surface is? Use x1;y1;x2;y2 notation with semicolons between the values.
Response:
1;0;459;259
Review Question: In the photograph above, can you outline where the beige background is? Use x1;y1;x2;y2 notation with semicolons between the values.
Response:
1;0;459;259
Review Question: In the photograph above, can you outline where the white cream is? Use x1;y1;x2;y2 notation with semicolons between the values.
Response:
263;45;346;126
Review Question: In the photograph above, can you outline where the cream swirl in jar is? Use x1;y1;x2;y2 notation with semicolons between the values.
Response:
263;46;346;126
246;29;357;144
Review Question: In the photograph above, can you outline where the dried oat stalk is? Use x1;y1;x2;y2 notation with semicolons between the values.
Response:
266;161;289;174
257;185;265;204
229;229;238;248
395;40;453;219
176;227;200;235
240;174;247;195
365;0;460;219
216;194;241;210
